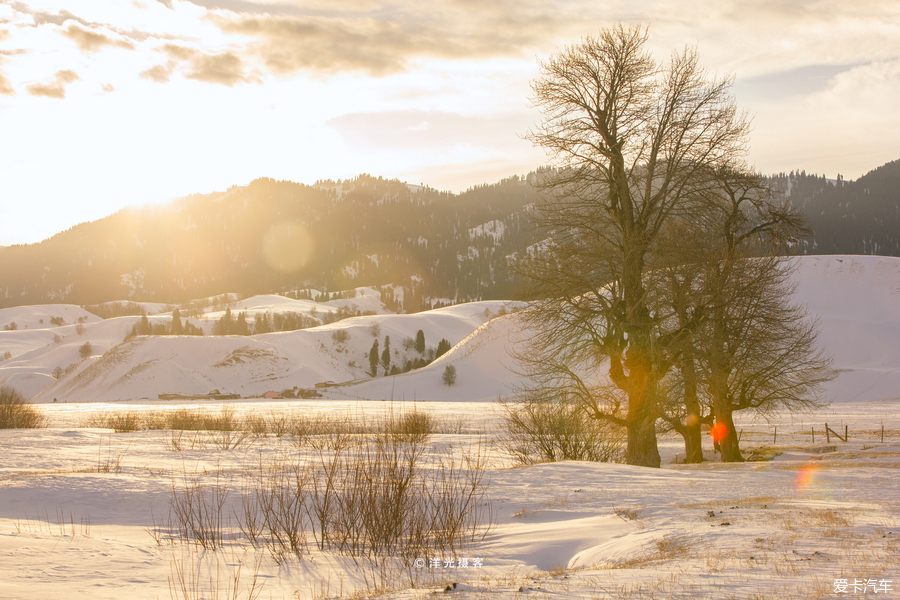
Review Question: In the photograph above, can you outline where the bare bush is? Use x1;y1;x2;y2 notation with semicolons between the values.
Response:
168;547;264;600
96;436;129;473
383;410;436;445
164;434;493;562
83;410;144;432
239;454;310;562
144;407;239;432
499;390;624;464
170;471;231;551
308;434;490;559
165;430;207;452
207;430;252;450
0;386;47;429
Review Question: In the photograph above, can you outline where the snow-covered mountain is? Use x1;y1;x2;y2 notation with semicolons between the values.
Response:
2;255;899;407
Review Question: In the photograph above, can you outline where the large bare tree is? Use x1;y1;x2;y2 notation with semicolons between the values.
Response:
520;25;750;467
694;172;833;462
656;171;833;463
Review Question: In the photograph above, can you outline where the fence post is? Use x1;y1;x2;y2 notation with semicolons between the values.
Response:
845;425;848;442
826;423;830;444
812;427;815;444
773;426;777;444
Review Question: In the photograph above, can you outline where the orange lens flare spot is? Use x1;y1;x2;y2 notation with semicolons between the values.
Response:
710;423;727;443
796;464;818;489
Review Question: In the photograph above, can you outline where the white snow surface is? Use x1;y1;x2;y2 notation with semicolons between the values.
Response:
0;400;897;599
0;255;899;599
0;303;101;331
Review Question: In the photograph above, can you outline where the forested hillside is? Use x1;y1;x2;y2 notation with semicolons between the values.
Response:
2;159;897;310
0;174;542;309
771;159;900;255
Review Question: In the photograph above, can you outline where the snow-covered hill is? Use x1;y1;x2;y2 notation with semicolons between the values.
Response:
17;300;511;403
3;256;900;405
327;255;900;405
0;304;100;332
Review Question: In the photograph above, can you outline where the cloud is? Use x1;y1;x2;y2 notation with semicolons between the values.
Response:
161;43;199;61
0;73;13;95
151;44;256;85
185;51;255;86
25;69;80;99
734;64;857;100
0;55;13;95
13;5;89;28
62;23;135;52
209;2;580;77
139;64;171;83
101;83;115;92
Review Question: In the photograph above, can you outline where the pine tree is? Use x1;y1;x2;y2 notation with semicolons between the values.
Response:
171;308;183;335
415;329;425;353
381;335;391;373
235;311;249;336
139;314;152;335
369;340;379;376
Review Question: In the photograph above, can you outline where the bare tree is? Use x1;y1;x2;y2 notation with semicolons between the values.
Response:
520;25;749;467
698;172;833;461
656;171;833;462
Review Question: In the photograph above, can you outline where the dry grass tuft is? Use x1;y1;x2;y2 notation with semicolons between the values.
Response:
0;385;47;429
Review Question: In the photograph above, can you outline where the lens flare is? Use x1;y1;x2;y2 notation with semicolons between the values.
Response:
796;463;818;490
261;221;314;273
710;422;727;443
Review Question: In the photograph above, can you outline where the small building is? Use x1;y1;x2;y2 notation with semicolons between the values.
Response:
263;391;283;399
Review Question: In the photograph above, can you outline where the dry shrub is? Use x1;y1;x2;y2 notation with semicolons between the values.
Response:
168;547;264;600
165;434;492;562
165;430;208;452
170;470;231;551
239;454;309;562
383;410;436;444
0;386;47;429
308;434;490;559
82;410;144;432
145;407;239;432
499;391;624;464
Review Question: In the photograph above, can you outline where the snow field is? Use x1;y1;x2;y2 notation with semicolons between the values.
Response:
0;399;898;599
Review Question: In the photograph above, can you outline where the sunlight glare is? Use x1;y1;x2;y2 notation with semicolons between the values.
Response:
261;221;314;273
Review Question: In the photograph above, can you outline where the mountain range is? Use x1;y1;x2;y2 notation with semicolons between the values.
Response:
1;160;898;310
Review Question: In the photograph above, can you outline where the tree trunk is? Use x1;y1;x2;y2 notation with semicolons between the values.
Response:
625;415;661;467
619;242;662;468
709;301;742;462
681;423;704;464
679;350;705;464
715;408;743;463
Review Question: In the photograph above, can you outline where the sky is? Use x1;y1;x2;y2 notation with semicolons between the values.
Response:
0;0;898;246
